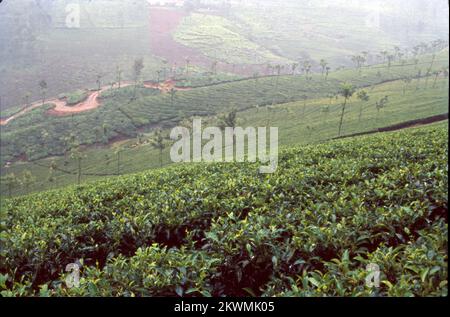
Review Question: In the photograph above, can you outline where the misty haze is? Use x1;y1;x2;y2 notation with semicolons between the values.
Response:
0;0;448;300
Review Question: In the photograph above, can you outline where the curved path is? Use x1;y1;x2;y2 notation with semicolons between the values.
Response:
0;80;188;125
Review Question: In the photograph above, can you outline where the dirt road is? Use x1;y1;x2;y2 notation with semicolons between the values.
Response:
0;80;189;125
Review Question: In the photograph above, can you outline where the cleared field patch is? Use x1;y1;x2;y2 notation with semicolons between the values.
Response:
174;13;292;65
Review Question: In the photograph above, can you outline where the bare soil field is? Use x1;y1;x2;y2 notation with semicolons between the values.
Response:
148;7;271;76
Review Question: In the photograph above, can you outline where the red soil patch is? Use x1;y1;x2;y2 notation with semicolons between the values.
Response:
47;91;101;117
1;80;191;124
148;7;271;77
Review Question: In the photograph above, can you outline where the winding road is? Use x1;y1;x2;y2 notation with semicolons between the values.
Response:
0;80;188;126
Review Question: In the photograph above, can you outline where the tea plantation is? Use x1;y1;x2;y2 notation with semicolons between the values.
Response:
0;123;447;297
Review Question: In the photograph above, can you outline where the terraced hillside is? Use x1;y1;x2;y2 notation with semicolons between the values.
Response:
1;47;448;197
1;123;447;297
1;50;447;166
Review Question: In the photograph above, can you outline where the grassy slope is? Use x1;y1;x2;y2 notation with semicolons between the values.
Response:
231;2;448;65
1;122;447;296
1;74;448;197
1;50;448;166
233;5;395;64
173;13;292;65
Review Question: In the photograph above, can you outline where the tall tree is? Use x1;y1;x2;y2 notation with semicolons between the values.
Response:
271;65;283;105
432;70;441;88
394;46;401;61
337;83;355;137
21;170;35;194
39;80;47;106
96;74;102;91
102;123;109;144
48;160;58;188
291;63;298;76
162;59;168;79
442;68;449;88
301;94;308;119
219;108;238;130
185;58;191;76
416;69;422;91
4;173;18;197
380;50;388;63
151;129;167;168
320;59;328;77
169;88;177;107
219;109;238;149
322;105;330;122
211;61;218;75
252;72;259;89
375;95;389;120
356;90;370;122
132;58;145;99
325;66;331;81
115;148;122;175
157;70;163;83
70;146;86;185
403;77;412;94
351;55;365;74
24;92;31;109
302;60;312;80
387;54;395;70
116;66;123;89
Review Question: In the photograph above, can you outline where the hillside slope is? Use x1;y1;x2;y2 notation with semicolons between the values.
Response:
1;73;448;197
0;50;448;166
1;123;447;297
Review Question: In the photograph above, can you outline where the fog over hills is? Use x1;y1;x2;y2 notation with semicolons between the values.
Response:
0;0;448;110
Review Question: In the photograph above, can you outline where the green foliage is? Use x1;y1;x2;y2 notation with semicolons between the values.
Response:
1;124;447;297
66;90;89;106
1;50;447;166
173;13;290;65
1;76;448;197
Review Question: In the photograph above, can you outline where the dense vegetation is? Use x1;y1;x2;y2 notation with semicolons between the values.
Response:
1;123;447;297
1;50;447;166
1;75;448;197
174;13;291;65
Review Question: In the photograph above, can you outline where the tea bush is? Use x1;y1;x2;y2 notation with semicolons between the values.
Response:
0;124;447;296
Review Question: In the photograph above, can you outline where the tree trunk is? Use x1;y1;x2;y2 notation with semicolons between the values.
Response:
77;157;82;185
338;98;348;137
117;151;121;175
433;74;439;88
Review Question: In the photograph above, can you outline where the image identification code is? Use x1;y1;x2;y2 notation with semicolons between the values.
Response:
174;301;275;314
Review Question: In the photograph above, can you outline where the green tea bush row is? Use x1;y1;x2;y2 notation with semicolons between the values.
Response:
1;124;447;296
